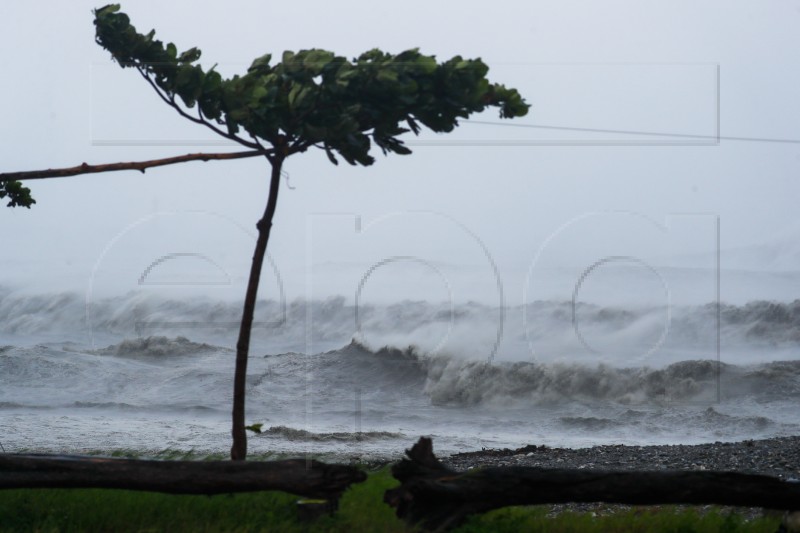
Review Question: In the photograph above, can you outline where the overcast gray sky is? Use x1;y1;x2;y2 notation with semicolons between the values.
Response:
2;1;800;307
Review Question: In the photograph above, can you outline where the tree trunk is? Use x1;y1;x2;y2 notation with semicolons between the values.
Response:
231;155;284;461
385;438;800;531
0;454;365;501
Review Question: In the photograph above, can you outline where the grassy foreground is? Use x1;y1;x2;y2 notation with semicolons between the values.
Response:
0;466;782;532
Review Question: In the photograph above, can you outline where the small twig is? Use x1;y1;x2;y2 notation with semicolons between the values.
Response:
282;169;295;189
0;150;267;182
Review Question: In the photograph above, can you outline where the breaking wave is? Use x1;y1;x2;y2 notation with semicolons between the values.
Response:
306;341;799;407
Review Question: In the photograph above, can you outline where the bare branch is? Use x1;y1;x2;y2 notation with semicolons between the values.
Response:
248;133;263;150
0;150;267;183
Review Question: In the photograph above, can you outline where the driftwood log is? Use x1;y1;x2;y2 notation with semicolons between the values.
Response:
384;437;800;531
0;454;366;502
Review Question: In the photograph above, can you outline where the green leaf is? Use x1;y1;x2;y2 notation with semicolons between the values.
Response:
174;65;203;107
244;423;263;434
250;85;268;105
248;53;272;73
302;49;334;74
415;54;437;73
203;69;222;91
357;48;389;63
324;144;339;165
376;69;398;83
228;108;249;121
337;67;358;81
287;84;302;107
287;84;313;109
178;46;201;63
94;4;120;16
225;113;240;135
0;180;36;208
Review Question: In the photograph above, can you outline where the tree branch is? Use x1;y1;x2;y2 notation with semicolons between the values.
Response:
249;133;273;164
0;150;267;182
136;67;262;150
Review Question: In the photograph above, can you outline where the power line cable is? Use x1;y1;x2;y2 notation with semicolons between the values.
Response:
93;120;800;147
465;120;800;145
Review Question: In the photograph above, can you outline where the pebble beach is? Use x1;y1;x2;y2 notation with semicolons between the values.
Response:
440;435;800;520
444;436;800;480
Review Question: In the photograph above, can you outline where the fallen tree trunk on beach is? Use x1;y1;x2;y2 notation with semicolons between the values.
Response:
0;454;366;502
385;437;800;531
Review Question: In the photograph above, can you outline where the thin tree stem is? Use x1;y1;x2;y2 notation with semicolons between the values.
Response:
231;155;284;461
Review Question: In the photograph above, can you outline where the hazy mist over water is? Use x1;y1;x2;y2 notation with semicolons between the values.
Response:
2;1;800;457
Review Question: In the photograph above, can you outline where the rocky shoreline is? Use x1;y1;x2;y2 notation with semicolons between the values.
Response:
443;436;800;479
440;436;800;520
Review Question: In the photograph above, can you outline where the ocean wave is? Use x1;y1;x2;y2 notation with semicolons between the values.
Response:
93;336;226;357
719;301;800;343
71;401;218;413
334;343;800;407
559;407;774;434
72;401;142;410
260;425;404;442
253;340;800;409
0;401;28;409
420;357;731;406
699;406;773;431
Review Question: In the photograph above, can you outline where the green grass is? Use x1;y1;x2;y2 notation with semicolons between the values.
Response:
0;466;782;532
458;506;780;533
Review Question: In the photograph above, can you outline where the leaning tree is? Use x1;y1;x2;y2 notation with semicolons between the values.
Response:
0;4;529;460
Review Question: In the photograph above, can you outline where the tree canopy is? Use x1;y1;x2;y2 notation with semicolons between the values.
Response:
93;3;528;164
